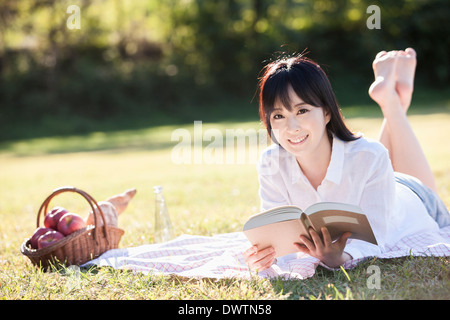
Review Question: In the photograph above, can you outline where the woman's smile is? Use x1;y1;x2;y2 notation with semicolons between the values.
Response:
288;134;309;145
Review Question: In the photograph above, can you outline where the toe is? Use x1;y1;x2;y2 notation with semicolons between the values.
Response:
405;47;416;57
375;50;387;59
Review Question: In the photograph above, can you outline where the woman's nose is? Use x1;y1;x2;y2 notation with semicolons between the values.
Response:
287;115;301;132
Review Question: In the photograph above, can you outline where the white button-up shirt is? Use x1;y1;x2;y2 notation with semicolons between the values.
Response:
257;135;440;260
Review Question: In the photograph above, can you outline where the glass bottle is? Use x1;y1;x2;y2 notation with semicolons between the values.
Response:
153;185;174;243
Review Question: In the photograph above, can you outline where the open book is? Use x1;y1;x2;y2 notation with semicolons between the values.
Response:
243;202;377;258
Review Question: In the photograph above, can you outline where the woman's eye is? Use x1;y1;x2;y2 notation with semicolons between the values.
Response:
273;114;283;119
298;109;309;115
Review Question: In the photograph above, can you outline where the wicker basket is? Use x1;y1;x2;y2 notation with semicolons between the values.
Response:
20;186;124;269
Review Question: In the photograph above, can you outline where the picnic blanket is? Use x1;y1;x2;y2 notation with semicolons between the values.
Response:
82;226;450;279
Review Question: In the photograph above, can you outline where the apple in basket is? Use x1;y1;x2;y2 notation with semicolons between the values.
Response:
37;230;65;249
30;227;54;249
57;212;86;236
44;206;68;229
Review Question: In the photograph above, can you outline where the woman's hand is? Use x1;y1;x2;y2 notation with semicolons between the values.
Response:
294;227;352;268
243;245;276;271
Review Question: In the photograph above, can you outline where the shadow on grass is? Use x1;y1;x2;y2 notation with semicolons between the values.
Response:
1;94;448;157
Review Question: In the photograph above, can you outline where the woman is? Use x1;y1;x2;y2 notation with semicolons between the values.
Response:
243;48;449;270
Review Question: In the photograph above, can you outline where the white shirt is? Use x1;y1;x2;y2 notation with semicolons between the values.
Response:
257;135;440;260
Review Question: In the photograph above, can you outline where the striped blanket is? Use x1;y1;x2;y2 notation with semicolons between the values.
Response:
82;226;450;279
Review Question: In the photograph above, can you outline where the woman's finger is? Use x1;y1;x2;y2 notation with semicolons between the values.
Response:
309;228;324;250
243;245;258;258
294;242;310;254
321;227;332;247
255;251;276;270
248;248;276;271
245;246;274;264
299;234;315;252
337;231;352;248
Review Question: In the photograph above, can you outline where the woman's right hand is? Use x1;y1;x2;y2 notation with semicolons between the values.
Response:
243;245;277;271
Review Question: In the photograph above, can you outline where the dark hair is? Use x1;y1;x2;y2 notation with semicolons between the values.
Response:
258;53;359;142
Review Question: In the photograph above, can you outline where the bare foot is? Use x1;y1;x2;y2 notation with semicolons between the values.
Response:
368;50;401;111
395;48;416;112
105;188;137;216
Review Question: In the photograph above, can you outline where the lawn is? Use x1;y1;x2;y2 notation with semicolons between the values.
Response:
0;103;449;300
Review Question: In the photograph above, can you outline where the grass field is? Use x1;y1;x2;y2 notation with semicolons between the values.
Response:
0;103;449;300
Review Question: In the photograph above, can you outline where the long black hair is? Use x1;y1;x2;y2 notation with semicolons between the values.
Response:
258;53;360;142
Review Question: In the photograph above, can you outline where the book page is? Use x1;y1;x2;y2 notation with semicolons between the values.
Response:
243;206;303;231
304;202;363;215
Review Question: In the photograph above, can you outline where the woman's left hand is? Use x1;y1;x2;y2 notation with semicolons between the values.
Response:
294;227;352;268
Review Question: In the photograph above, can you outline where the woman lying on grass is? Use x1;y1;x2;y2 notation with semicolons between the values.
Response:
243;48;450;270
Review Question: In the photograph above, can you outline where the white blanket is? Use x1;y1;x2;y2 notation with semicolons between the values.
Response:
82;226;450;279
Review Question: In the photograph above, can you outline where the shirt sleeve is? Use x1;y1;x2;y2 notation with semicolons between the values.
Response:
344;145;396;260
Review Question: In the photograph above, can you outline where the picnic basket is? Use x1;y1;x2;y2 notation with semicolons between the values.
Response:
20;186;124;269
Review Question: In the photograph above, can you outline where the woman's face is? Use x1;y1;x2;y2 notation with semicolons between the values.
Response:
269;85;331;160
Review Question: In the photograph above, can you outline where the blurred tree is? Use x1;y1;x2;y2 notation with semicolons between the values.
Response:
0;0;448;140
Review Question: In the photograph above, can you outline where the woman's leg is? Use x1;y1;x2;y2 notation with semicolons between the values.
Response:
369;50;395;154
368;48;438;192
374;49;417;155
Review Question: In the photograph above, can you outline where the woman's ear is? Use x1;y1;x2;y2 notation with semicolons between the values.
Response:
324;108;331;125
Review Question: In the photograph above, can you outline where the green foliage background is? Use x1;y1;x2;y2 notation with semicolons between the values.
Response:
1;0;449;140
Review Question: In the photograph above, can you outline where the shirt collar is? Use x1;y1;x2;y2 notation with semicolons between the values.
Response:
289;134;345;185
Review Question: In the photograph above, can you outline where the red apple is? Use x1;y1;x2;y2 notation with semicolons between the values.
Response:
37;230;65;249
57;212;86;236
44;206;68;229
30;227;54;249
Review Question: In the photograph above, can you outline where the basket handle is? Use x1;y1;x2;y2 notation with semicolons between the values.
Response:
36;186;110;246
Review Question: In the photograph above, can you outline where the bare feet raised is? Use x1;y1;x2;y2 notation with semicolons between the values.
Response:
369;48;417;113
395;48;416;111
105;188;137;216
368;50;399;109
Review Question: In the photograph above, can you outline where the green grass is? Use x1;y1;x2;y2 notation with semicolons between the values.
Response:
0;102;449;300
